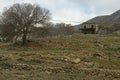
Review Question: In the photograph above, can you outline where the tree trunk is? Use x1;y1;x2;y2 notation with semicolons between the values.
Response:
22;34;27;46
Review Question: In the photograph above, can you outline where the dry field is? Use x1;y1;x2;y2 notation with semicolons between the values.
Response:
0;34;120;80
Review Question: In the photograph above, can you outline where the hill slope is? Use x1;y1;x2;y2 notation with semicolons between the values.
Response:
83;9;120;24
0;34;120;80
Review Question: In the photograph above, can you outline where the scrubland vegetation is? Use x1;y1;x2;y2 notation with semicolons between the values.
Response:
0;34;120;80
0;2;120;80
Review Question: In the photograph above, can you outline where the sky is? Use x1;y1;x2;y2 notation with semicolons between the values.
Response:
0;0;120;25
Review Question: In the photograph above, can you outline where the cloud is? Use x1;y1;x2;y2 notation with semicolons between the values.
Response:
89;0;120;15
0;0;120;25
0;0;13;12
51;4;96;25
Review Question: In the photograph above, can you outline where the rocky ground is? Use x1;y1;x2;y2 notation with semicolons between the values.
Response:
0;34;120;80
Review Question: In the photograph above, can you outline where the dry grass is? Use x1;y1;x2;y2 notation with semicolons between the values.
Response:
0;34;120;80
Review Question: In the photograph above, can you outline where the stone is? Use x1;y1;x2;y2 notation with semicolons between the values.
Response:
71;58;81;64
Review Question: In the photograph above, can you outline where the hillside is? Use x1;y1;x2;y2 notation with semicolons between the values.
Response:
0;34;120;80
83;9;120;24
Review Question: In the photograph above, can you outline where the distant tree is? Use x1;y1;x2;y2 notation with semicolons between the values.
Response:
29;22;75;38
32;27;51;38
55;23;66;35
0;3;51;45
53;23;74;35
65;24;74;35
0;23;16;41
30;22;54;38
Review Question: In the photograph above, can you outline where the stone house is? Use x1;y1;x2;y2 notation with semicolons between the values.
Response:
79;10;120;34
80;23;99;34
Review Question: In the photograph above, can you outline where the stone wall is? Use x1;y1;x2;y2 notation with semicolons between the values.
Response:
80;23;99;34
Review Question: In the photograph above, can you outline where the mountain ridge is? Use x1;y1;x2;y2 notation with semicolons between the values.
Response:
83;9;120;24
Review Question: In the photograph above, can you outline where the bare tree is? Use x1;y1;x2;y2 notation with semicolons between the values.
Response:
0;3;51;45
53;23;74;35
